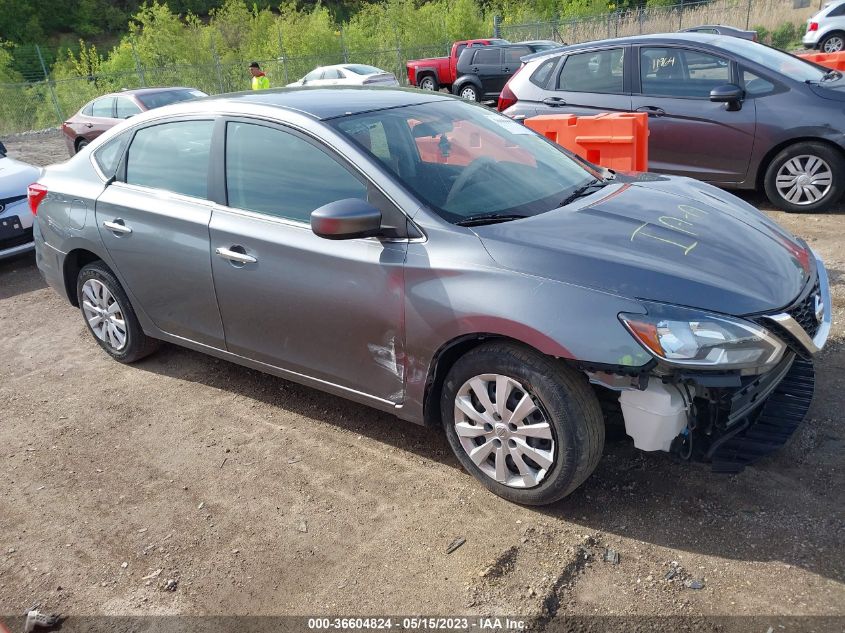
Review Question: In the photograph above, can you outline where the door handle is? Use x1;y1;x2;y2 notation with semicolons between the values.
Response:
215;246;257;265
502;67;510;72
102;219;132;234
542;97;567;107
85;123;93;128
471;67;479;72
636;105;666;117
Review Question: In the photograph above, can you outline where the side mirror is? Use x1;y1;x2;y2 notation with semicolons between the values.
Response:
710;83;744;104
311;198;382;240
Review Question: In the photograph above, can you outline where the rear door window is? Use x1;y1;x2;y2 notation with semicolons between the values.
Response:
125;120;214;198
640;47;730;98
115;97;141;119
827;3;845;16
91;97;115;118
504;46;531;64
473;48;501;65
322;69;343;80
557;48;625;93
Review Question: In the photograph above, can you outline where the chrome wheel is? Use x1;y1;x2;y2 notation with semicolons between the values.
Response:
453;374;555;488
81;279;127;351
775;154;833;206
460;86;477;101
823;35;845;52
419;76;436;90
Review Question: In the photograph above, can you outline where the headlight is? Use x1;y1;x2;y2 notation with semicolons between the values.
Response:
619;303;786;370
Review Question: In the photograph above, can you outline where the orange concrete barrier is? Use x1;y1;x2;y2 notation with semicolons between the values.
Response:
796;50;845;71
524;112;649;172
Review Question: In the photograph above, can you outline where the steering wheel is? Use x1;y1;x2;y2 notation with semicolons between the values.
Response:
445;156;497;208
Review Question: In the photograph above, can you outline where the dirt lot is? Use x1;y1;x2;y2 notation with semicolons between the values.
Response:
1;133;843;629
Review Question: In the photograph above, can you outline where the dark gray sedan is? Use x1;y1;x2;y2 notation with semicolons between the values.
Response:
31;88;830;504
502;33;845;212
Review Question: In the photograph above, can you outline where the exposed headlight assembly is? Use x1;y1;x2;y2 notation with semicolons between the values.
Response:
619;303;786;371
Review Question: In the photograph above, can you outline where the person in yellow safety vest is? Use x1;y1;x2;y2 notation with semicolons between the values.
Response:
249;62;270;90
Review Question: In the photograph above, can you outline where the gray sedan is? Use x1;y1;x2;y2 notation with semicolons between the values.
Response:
31;88;830;504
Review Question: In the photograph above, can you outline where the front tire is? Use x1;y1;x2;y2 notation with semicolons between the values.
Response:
440;342;604;505
820;32;845;52
77;261;159;363
763;141;844;213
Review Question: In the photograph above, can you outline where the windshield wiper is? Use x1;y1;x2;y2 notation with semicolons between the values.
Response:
559;178;608;208
455;213;528;227
806;69;842;83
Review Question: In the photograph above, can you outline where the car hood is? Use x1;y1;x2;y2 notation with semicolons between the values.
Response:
0;156;41;197
807;77;845;101
473;175;810;316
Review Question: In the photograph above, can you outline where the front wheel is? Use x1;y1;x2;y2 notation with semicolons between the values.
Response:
440;342;605;505
458;85;479;102
77;261;159;363
763;142;844;213
821;32;845;52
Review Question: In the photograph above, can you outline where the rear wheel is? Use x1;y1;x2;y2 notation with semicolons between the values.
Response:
763;141;844;213
419;75;438;91
75;138;89;153
820;32;845;52
458;84;479;102
76;261;159;363
441;342;604;505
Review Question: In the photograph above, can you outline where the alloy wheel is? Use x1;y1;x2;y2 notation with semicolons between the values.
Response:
460;86;477;101
775;154;833;206
823;36;845;52
453;373;556;488
420;77;436;90
81;279;127;351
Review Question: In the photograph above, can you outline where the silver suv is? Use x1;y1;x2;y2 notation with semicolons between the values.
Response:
803;0;845;52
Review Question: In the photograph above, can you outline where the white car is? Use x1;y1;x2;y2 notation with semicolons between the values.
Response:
287;64;400;87
0;141;40;260
803;0;845;52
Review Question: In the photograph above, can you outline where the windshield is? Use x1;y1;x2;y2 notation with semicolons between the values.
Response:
330;100;595;223
137;89;207;110
724;38;827;82
344;65;383;75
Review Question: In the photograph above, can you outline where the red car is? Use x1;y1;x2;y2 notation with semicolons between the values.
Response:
61;87;207;156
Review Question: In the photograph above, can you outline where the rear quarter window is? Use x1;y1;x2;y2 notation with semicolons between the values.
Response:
93;131;130;178
530;57;559;88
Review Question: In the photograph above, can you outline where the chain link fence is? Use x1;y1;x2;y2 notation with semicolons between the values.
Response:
499;0;816;45
0;0;819;136
0;43;449;136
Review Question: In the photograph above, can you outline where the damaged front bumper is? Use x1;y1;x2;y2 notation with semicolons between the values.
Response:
604;248;830;473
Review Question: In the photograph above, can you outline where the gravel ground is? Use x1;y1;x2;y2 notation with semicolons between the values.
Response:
1;132;843;629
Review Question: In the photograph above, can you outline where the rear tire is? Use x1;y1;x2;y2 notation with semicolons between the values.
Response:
75;138;89;153
763;141;844;213
440;342;604;505
76;261;159;363
820;32;845;53
419;75;438;91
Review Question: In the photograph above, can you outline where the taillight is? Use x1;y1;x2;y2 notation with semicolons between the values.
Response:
809;21;819;31
497;65;524;112
27;183;47;215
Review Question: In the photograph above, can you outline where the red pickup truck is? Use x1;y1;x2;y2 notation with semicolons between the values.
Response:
406;39;510;92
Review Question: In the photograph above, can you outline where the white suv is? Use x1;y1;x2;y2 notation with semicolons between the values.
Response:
803;0;845;52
